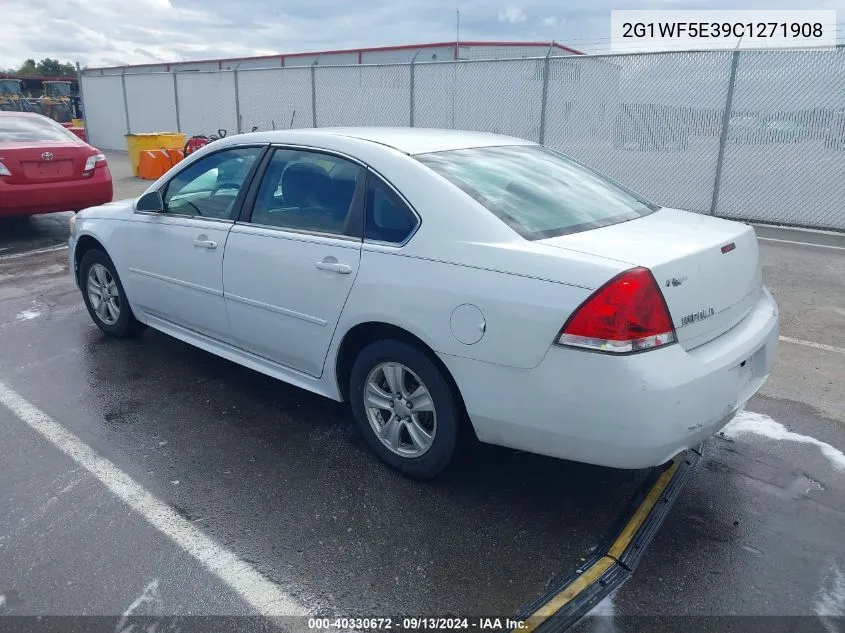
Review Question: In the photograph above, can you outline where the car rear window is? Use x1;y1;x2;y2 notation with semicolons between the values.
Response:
416;145;658;239
0;114;80;143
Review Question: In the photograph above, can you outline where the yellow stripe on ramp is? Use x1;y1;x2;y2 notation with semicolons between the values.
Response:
519;456;682;633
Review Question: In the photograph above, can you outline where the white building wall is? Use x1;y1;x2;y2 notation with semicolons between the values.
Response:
362;46;456;64
221;57;283;70
460;44;551;60
79;75;127;150
285;52;360;67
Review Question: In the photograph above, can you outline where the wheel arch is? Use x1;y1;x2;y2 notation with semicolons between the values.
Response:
72;233;108;286
333;321;470;432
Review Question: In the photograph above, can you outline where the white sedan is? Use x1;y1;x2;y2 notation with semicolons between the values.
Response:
69;128;778;478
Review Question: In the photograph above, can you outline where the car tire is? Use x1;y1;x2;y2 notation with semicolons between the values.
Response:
79;249;146;338
349;339;460;479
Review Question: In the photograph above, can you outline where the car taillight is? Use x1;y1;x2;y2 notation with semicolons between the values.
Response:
557;267;676;354
83;153;107;176
0;160;10;177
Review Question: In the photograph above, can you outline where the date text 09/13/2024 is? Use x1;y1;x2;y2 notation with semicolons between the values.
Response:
307;618;527;630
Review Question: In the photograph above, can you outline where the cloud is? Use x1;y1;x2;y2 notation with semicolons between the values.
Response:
498;6;528;24
1;0;843;68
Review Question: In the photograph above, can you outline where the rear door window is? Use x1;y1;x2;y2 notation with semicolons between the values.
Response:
248;148;363;236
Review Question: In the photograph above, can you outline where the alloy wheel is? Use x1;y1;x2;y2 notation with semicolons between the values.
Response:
87;263;121;326
364;362;437;458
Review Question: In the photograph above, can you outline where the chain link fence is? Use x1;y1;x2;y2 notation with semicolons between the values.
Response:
237;67;313;131
80;47;845;230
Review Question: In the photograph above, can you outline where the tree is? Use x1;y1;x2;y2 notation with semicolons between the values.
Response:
36;58;77;77
16;59;38;75
5;58;76;77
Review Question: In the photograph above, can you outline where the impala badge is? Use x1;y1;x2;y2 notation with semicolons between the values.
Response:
681;307;715;327
41;152;54;161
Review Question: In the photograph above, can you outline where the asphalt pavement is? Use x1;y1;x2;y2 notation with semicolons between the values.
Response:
0;155;843;631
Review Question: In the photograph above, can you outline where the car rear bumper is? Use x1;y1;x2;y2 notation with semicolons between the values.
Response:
0;168;113;217
441;287;779;469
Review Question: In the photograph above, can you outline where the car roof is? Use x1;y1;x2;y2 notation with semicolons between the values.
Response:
242;127;535;155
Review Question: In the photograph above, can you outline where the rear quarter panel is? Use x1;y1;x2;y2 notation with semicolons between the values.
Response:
334;245;598;370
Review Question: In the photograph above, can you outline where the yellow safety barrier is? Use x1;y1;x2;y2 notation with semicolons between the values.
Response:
137;148;185;180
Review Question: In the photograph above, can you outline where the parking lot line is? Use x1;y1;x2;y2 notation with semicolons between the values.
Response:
779;336;845;355
757;237;845;251
0;380;309;619
0;244;68;261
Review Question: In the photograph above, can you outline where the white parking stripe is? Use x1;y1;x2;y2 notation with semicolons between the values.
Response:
779;336;845;355
758;237;845;251
0;381;309;618
0;244;69;261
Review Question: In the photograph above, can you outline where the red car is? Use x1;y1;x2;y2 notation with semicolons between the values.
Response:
0;112;112;218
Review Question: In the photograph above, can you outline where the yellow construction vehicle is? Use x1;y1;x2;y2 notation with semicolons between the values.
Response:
39;80;74;123
0;78;35;112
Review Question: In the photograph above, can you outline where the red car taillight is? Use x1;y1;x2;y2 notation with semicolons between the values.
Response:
82;152;107;177
557;267;676;354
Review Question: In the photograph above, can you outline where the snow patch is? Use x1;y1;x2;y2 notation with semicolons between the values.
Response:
723;410;845;471
815;563;845;632
584;593;617;633
15;309;41;321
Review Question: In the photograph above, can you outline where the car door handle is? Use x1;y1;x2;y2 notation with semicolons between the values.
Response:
193;239;218;249
315;260;352;274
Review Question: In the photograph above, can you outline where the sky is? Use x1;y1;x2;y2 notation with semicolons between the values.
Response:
0;0;842;69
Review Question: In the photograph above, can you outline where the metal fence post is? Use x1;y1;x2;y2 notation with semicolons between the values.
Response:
538;42;554;145
120;69;131;134
710;50;741;216
409;51;420;127
311;58;319;128
75;62;90;132
172;72;181;133
450;61;456;129
233;64;242;133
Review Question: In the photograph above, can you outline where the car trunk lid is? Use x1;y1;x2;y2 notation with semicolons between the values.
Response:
0;140;91;185
539;208;762;350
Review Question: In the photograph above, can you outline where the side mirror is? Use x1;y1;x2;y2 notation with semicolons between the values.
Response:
136;190;164;212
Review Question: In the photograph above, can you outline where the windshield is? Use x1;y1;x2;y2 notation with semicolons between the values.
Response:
417;145;658;239
0;114;80;143
0;79;23;94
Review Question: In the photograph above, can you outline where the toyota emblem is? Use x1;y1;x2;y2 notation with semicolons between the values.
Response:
41;152;54;161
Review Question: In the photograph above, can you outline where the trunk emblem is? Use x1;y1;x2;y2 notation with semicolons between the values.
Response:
41;152;54;161
665;276;688;288
721;242;736;254
681;307;716;327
